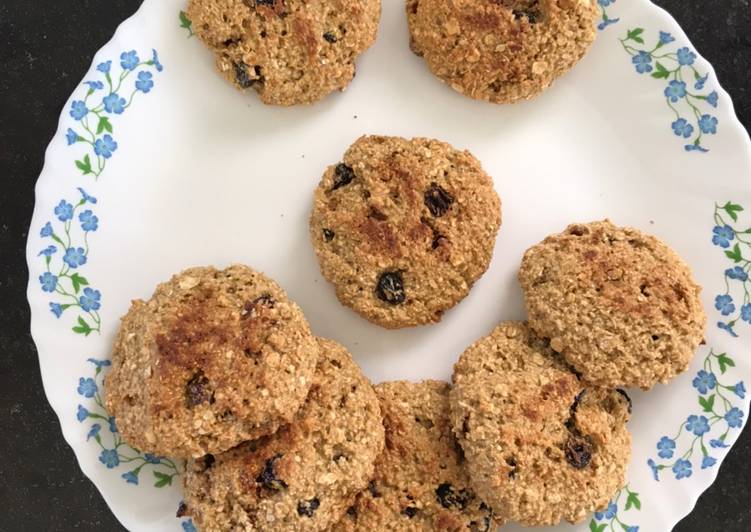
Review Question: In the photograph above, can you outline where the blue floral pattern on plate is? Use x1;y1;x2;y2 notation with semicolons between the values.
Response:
37;188;102;335
597;0;620;31
588;485;641;532
67;49;163;179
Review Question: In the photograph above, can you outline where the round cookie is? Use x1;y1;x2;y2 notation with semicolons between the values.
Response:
182;339;384;532
309;135;501;329
332;380;498;531
187;0;381;105
407;0;599;104
518;220;706;390
450;321;631;526
104;265;319;458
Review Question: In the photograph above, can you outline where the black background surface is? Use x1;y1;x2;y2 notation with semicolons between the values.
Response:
1;1;749;530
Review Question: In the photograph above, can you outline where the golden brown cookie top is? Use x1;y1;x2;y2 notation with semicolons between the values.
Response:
309;135;501;329
332;380;497;531
408;0;599;103
104;265;319;458
187;0;381;105
450;322;632;526
518;220;706;389
183;339;384;532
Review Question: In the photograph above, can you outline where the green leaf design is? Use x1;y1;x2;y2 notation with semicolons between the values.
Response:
179;10;194;36
651;61;671;79
153;471;173;488
725;243;743;263
75;154;92;175
73;316;93;336
717;353;736;374
589;521;607;532
699;394;716;413
70;273;90;294
627;28;645;44
96;116;113;135
722;201;744;222
625;490;641;511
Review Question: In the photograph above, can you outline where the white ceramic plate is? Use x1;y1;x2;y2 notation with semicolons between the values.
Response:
26;1;751;530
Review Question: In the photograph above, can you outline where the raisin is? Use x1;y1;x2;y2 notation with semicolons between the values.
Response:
243;294;275;317
256;454;288;490
435;483;472;510
565;436;593;469
469;503;494;532
431;233;447;250
616;388;633;414
323;228;335;241
186;372;212;407
203;454;216;470
505;457;517;478
424;183;454;217
332;163;356;190
402;506;418;518
297;498;320;517
176;502;188;518
346;506;358;518
513;9;540;23
254;0;275;5
368;480;381;498
323;32;337;43
376;272;405;305
234;62;254;88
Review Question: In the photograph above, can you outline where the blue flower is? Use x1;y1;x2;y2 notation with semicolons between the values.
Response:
70;100;88;120
38;245;57;257
122;471;139;485
695;73;708;90
742;304;751;324
676;47;696;66
99;449;120;469
182;520;197;532
698;115;718;134
712;225;734;248
715;295;735;316
94;135;118;159
50;303;63;318
710;438;729;448
63;247;87;268
726;266;748;281
120;50;140;70
664;80;687;102
103;92;126;114
659;31;675;45
135;71;154;93
671;118;694;138
79;210;99;232
725;407;744;428
702;455;717;469
692;370;717;394
144;453;162;464
632;51;653;74
76;405;89;422
672;459;692;480
79;288;102;312
84;80;104;91
625;527;639;532
87;423;101;441
597;0;614;6
39;272;58;293
733;382;746;399
657;436;676;459
66;128;79;145
597;18;620;30
647;458;660;481
97;60;112;74
603;503;617;519
686;414;710;436
77;377;98;398
40;222;53;237
54;200;74;221
151;49;164;72
87;358;111;368
718;321;739;337
78;187;98;204
108;417;118;433
706;91;719;108
685;143;709;153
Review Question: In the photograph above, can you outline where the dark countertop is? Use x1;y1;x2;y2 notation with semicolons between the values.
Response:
1;1;749;530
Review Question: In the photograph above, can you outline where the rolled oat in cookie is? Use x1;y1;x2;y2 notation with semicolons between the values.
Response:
104;265;319;458
331;380;499;531
407;0;599;104
187;0;381;105
182;338;384;532
309;135;501;329
519;220;706;389
450;321;631;526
